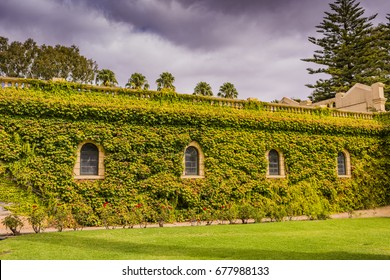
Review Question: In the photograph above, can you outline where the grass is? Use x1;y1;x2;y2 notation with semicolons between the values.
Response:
1;218;390;260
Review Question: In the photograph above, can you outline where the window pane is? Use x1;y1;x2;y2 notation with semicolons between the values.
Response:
269;150;279;175
185;146;198;175
337;152;346;175
80;143;99;175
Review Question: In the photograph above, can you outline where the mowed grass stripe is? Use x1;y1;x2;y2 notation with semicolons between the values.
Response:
1;218;389;260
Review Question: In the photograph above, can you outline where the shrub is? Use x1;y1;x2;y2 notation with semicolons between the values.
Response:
2;214;24;235
238;202;254;224
201;207;215;225
100;202;120;229
225;204;239;224
27;204;46;233
47;203;74;232
154;203;174;227
71;203;95;229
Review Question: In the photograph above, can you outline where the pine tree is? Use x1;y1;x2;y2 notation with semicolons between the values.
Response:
303;0;380;102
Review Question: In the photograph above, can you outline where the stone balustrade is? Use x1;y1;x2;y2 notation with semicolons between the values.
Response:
1;76;384;120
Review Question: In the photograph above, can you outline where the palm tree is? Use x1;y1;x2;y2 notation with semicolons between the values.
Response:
193;81;213;96
218;82;238;99
156;72;175;91
125;72;149;90
95;69;118;86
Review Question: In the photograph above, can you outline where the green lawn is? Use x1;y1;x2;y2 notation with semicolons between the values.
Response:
1;218;390;260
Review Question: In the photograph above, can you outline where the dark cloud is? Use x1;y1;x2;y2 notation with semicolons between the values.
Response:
0;0;389;101
51;0;331;50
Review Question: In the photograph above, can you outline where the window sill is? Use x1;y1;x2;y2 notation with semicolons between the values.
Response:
74;175;105;180
181;175;205;179
266;175;286;179
337;175;351;178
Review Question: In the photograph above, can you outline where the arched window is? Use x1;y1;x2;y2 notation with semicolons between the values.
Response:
266;149;286;178
185;146;199;175
268;149;280;176
337;152;346;176
80;143;99;175
337;150;351;177
74;141;105;179
182;141;204;178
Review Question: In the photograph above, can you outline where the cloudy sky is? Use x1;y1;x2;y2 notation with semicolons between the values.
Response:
0;0;389;101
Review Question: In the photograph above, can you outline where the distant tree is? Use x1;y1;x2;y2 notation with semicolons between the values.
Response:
126;72;149;90
302;0;382;102
96;69;118;86
31;44;69;80
218;82;238;99
0;37;38;78
377;14;390;110
0;36;97;83
193;81;213;96
68;47;97;84
71;57;97;84
156;72;175;91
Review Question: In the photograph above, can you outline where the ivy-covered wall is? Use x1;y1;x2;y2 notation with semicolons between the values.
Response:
0;83;389;224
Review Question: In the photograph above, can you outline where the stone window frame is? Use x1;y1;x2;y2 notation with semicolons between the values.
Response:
181;141;205;179
266;149;286;178
337;150;351;178
74;141;105;180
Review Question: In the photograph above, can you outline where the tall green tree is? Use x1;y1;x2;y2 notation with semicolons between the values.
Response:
0;37;38;78
31;44;97;83
156;72;175;91
126;72;149;90
193;81;213;96
96;69;118;86
0;36;97;83
218;82;238;99
369;14;390;110
302;0;381;102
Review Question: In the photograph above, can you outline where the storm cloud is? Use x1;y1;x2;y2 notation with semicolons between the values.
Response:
0;0;388;101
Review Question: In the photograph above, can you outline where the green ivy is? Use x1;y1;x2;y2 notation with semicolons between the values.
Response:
0;85;389;225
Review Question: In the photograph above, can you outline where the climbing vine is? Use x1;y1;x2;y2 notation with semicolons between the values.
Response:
0;85;389;226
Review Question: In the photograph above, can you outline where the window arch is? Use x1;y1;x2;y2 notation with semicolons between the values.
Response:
74;141;105;179
266;149;286;178
337;150;351;177
182;141;204;178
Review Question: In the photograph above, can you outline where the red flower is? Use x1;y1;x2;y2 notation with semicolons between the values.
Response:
32;205;37;209
203;207;207;211
103;202;109;208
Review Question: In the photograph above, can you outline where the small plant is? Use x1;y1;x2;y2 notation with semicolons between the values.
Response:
133;203;153;228
201;207;214;225
71;203;95;230
27;205;46;233
225;204;239;224
155;204;173;227
2;214;24;235
48;203;74;232
100;202;120;229
187;208;200;226
238;202;254;224
252;206;265;223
